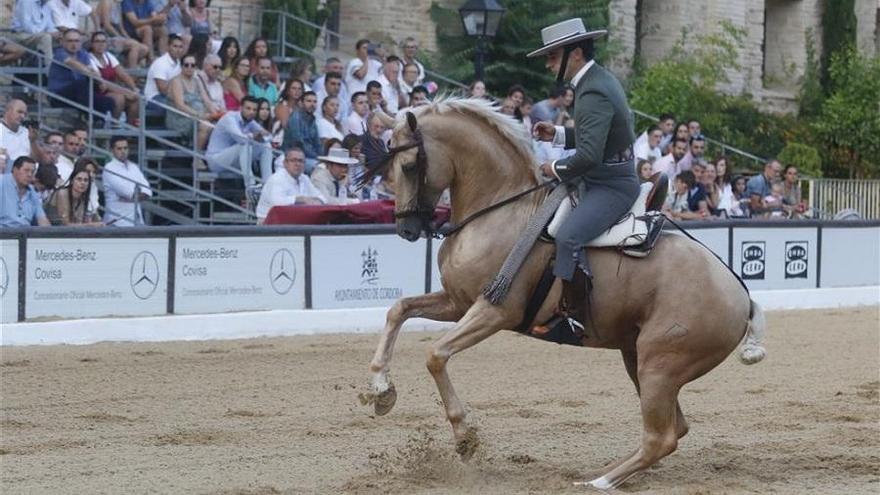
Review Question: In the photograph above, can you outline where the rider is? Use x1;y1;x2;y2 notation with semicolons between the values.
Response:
530;19;640;318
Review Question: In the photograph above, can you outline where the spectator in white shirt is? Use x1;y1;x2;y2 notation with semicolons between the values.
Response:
315;71;349;121
317;95;344;146
366;80;387;114
343;91;368;136
345;39;382;95
256;147;324;223
103;136;152;226
398;37;425;84
48;0;98;32
1;99;41;173
633;124;663;164
144;34;184;102
310;146;359;205
52;130;82;184
377;56;406;115
312;57;345;98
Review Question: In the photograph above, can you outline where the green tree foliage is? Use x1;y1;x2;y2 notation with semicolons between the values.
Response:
261;0;335;56
820;0;856;93
778;142;823;178
813;48;880;178
797;29;824;117
429;0;610;97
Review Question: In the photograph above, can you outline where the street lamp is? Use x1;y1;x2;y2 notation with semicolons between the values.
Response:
458;0;506;82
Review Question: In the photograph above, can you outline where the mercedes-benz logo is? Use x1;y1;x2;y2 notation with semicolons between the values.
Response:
0;257;8;298
269;248;296;295
130;251;160;300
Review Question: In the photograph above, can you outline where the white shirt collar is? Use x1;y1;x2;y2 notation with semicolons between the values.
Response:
570;59;595;88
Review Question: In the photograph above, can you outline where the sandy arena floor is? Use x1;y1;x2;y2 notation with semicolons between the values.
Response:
1;307;878;494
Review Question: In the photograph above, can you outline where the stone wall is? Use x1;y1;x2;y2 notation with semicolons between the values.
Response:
337;0;459;55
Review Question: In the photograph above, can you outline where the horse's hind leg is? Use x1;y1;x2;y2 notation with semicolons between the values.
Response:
622;348;689;439
426;301;508;460
366;291;461;415
585;371;682;490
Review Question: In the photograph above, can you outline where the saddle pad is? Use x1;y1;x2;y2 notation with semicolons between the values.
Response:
546;182;652;248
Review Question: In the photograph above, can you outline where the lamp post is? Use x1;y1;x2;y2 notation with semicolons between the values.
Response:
458;0;506;82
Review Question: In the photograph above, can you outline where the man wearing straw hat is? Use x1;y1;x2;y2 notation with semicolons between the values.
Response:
530;18;640;314
311;146;361;205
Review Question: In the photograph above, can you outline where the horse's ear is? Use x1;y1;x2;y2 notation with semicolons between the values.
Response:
406;112;418;132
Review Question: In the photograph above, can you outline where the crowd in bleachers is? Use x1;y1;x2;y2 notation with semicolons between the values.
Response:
0;0;807;227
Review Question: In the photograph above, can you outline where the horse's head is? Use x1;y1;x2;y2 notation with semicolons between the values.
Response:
383;111;451;242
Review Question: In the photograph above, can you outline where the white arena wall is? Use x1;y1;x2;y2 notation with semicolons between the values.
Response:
1;221;878;346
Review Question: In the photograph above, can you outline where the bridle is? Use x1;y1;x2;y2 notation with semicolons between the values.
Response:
385;111;563;239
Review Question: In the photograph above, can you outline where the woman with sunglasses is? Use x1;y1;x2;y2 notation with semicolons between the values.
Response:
88;31;141;126
44;159;103;226
167;54;217;153
222;56;249;111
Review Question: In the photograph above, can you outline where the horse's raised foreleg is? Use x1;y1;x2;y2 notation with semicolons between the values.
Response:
365;291;461;416
426;301;509;460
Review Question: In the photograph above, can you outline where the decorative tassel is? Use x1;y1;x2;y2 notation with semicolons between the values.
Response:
483;275;512;305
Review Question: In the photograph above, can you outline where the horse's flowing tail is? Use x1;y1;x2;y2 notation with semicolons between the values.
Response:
739;300;767;365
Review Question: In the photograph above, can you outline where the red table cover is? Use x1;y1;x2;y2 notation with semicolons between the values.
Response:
264;199;451;226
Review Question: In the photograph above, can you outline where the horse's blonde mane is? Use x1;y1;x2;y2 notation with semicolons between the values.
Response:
401;96;535;163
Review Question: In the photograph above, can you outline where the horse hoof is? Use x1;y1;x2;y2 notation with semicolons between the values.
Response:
455;427;480;461
374;383;397;416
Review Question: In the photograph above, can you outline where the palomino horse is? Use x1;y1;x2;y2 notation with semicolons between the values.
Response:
361;97;766;489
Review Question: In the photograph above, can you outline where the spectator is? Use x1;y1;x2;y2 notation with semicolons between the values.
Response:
47;0;98;33
519;97;533;134
378;56;405;115
282;91;320;173
637;159;653;182
763;180;786;218
361;112;388;169
197;53;226;113
656;112;676;151
7;0;58;67
701;161;721;216
184;32;211;67
507;84;525;109
311;146;359;205
407;85;430;108
634;125;663;164
400;63;420;98
218;36;240;78
248;56;280;106
651;137;690;185
680;170;709;220
315;71;349;121
687;119;701;138
679;134;706;171
144;34;184;103
343;91;368;136
244;37;280;86
103;136;151;226
345;39;382;95
44;160;103;226
662;171;692;221
206;96;273;187
691;161;706;184
665;122;690;155
0;156;50;227
365;80;386;114
722;175;750;218
153;0;191;49
715;156;734;214
274;78;304;130
95;0;150;68
222;56;249;111
530;87;564;124
253;98;273;132
398;37;425;84
288;59;313;91
121;0;170;60
88;31;141;125
34;161;60;198
313;57;345;97
42;131;64;155
0;36;27;65
1;99;41;172
468;80;487;99
255;147;324;223
48;29;116;118
72;126;88;155
555;85;575;125
55;130;81;183
499;97;516;116
781;164;806;218
74;156;100;215
317;95;345;146
188;0;212;37
746;159;782;217
166;54;216;151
